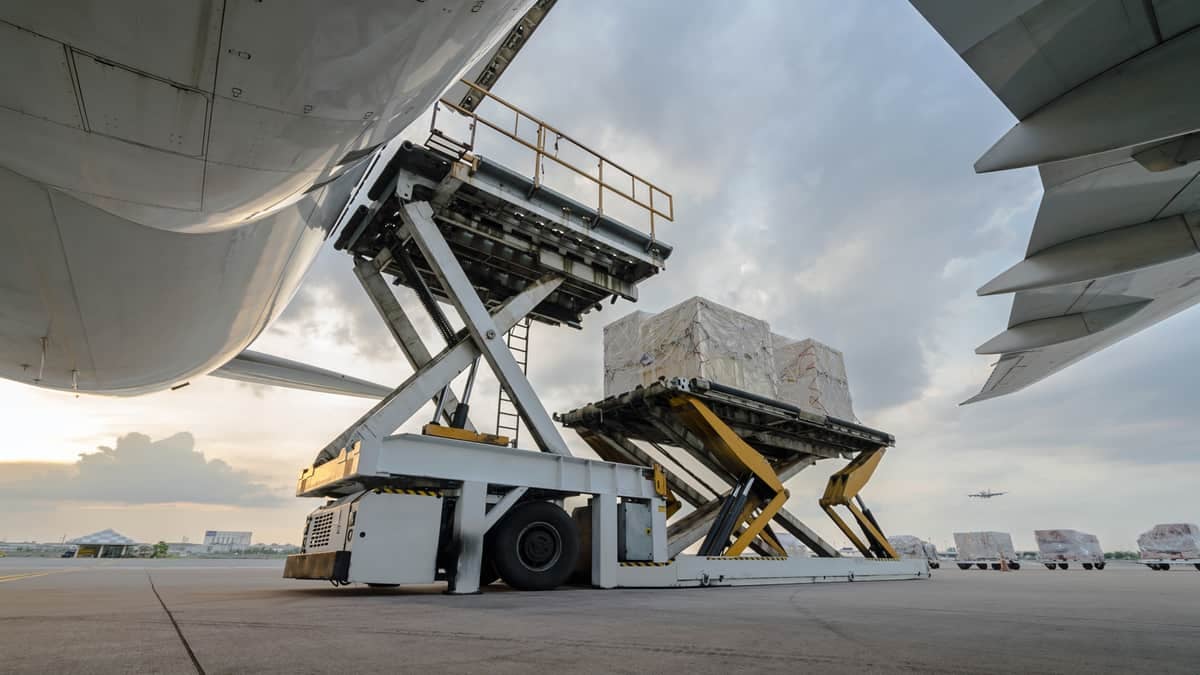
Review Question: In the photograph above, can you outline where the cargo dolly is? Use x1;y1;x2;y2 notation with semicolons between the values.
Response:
1137;558;1200;571
283;81;926;593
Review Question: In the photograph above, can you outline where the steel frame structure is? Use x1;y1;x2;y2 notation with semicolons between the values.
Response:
287;131;927;593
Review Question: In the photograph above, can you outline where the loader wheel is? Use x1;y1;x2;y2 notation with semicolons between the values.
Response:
957;563;970;570
1057;563;1068;570
1045;564;1056;570
491;501;579;591
976;563;988;570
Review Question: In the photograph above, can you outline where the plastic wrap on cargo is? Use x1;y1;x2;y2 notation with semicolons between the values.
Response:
922;541;940;561
953;531;1016;560
1137;523;1200;559
602;310;649;397
600;298;860;422
602;297;779;399
887;535;927;560
774;335;858;422
1034;529;1104;562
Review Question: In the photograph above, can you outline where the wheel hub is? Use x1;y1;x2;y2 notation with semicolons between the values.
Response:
517;521;562;572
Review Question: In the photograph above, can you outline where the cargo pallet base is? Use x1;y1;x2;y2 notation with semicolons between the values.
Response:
1040;560;1105;570
1138;559;1200;571
954;560;1022;571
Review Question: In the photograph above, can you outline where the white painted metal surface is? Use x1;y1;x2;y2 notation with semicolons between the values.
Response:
348;493;443;585
303;433;659;501
613;556;929;588
912;0;1200;403
0;0;535;395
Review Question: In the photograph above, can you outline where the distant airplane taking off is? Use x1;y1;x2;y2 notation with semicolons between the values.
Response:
967;490;1007;499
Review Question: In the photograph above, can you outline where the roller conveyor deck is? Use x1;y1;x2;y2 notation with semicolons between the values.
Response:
557;377;894;462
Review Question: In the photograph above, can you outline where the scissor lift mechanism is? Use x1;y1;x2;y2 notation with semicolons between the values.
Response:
284;88;924;593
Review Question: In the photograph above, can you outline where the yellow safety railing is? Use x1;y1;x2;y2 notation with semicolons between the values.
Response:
429;79;674;240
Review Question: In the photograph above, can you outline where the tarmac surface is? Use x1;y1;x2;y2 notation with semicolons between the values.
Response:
1;558;1197;674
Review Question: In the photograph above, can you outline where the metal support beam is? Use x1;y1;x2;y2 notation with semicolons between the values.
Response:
402;201;571;456
644;408;735;485
447;481;486;594
590;494;618;588
577;429;711;509
313;274;562;465
353;254;473;430
483;487;528;533
666;455;836;557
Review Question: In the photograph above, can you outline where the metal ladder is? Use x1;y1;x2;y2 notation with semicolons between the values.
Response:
495;317;531;446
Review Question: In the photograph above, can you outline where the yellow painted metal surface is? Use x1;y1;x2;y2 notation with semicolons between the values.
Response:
296;442;361;495
421;423;509;447
819;447;900;559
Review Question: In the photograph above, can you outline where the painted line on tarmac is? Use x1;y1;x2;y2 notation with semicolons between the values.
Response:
0;569;77;583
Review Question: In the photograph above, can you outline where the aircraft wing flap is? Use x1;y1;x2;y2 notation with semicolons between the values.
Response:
913;1;1200;403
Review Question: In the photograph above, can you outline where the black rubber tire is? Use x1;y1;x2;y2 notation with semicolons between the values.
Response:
1194;564;1200;572
929;562;940;570
1045;564;1056;570
957;563;971;570
1058;563;1068;570
1095;562;1106;570
990;563;1002;570
976;563;988;570
1008;562;1021;570
490;501;580;591
366;583;399;588
1082;563;1094;570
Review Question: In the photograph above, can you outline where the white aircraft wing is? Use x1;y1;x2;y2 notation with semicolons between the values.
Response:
911;1;1200;403
443;0;557;112
211;351;391;399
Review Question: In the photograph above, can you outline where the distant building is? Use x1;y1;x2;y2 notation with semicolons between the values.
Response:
166;542;209;556
203;530;252;552
67;529;138;558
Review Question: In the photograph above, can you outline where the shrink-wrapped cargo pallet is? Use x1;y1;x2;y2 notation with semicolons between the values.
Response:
953;531;1016;561
1138;523;1200;559
601;296;858;421
888;535;938;560
1035;529;1104;562
774;335;856;421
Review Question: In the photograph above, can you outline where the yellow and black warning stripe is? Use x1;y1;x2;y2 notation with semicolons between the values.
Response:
703;556;788;561
619;561;674;567
373;487;442;497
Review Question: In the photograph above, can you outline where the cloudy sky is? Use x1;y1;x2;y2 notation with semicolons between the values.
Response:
2;0;1197;552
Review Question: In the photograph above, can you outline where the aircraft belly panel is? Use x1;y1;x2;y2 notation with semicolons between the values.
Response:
0;0;535;394
0;163;362;395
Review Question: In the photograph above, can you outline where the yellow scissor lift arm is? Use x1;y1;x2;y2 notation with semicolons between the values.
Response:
561;378;902;561
820;448;900;559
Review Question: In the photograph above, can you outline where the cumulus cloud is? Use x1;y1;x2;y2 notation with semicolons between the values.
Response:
0;432;282;506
